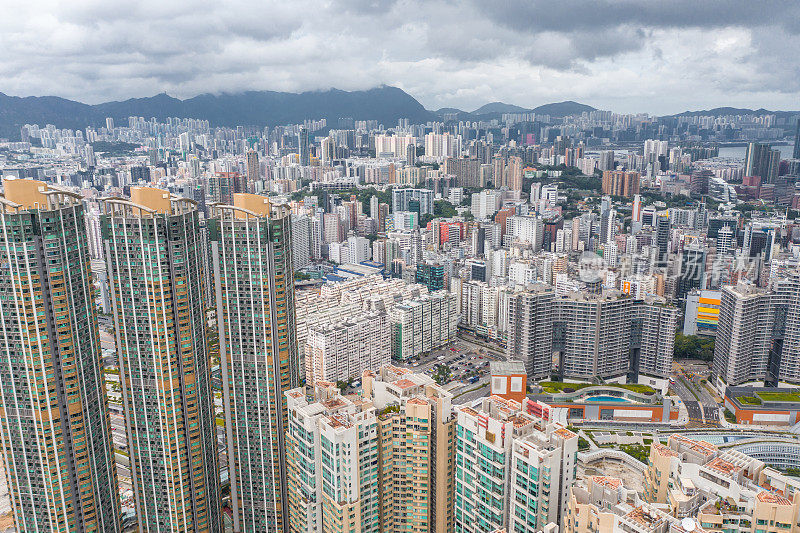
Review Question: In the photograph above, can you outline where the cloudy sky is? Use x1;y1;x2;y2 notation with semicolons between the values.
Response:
1;0;799;115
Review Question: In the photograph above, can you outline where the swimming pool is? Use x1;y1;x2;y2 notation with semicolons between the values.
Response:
585;396;630;402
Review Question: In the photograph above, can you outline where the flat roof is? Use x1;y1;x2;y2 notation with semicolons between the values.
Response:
490;360;526;376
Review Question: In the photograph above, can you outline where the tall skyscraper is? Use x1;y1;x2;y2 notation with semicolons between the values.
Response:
285;366;456;533
209;171;245;204
655;213;670;268
0;179;120;532
712;283;773;388
290;214;311;270
556;292;633;380
676;246;706;301
454;396;577;533
298;127;310;166
210;193;300;532
601;170;640;197
600;208;617;245
598;149;615;171
507;283;555;380
246;149;260;187
794;119;800;159
285;383;381;533
102;187;220;532
744;142;780;183
507;155;523;192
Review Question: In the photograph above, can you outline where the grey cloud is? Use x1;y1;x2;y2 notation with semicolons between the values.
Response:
472;0;800;33
0;0;798;114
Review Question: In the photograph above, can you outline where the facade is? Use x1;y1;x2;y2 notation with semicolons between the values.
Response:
683;290;722;337
0;179;120;532
247;149;260;185
416;262;445;292
506;283;556;381
454;396;577;533
489;361;528;404
557;292;633;380
390;291;457;361
744;142;780;183
286;366;456;533
291;214;312;270
209;171;245;204
285;382;380;533
392;188;434;215
635;297;679;379
602;170;640;197
712;283;774;388
210;193;300;532
306;311;391;385
365;366;456;533
102;187;220;532
676;246;706;301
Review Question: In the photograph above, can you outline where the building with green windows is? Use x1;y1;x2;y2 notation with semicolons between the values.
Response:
102;187;220;533
415;262;445;292
285;382;381;533
454;396;577;533
210;193;300;532
0;179;121;532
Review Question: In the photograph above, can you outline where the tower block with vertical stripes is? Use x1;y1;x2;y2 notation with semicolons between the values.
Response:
0;179;121;531
210;193;299;533
101;187;220;532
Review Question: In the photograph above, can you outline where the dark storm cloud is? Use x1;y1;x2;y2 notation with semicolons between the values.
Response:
473;0;800;33
0;0;798;114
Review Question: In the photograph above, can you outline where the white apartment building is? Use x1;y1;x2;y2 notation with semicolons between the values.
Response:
291;214;312;270
374;134;416;158
507;283;556;380
471;190;503;220
425;132;462;159
390;291;458;361
507;215;544;251
305;311;391;384
285;383;381;533
454;396;577;533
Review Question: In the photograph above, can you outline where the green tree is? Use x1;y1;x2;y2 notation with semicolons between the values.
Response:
432;364;451;385
434;200;457;218
674;333;715;361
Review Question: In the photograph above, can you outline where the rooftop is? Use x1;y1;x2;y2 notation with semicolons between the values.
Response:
670;434;718;456
756;491;792;505
539;381;656;395
394;379;417;390
653;443;680;458
592;476;623;489
326;413;352;429
554;427;577;440
705;457;740;477
322;398;346;409
625;506;663;528
490;360;526;376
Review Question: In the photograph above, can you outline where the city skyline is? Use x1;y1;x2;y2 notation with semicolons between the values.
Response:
1;3;800;526
0;1;799;114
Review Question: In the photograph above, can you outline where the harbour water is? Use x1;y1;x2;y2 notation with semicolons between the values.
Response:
717;144;795;160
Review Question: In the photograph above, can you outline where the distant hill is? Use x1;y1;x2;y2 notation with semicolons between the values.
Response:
433;107;465;115
433;100;596;121
668;106;799;118
530;100;596;117
472;102;532;115
0;86;436;140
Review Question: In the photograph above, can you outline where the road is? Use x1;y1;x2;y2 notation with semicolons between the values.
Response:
673;361;721;428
